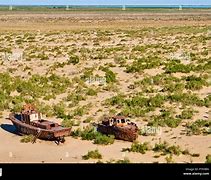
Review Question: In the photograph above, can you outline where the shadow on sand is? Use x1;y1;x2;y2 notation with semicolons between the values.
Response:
1;124;19;135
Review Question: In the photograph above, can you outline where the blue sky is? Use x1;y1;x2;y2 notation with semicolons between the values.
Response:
0;0;210;5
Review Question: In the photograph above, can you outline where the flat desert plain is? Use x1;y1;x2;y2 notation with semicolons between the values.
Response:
0;9;210;163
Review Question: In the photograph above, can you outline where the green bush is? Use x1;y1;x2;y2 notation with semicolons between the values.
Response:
126;57;162;73
153;141;182;156
73;106;88;116
167;93;206;107
177;109;194;119
20;135;34;143
61;120;74;128
53;103;66;119
165;155;174;163
184;75;207;90
186;120;211;135
205;154;211;163
82;149;102;160
148;110;181;128
83;116;94;123
164;118;182;128
122;141;151;154
71;126;115;145
115;158;130;163
68;54;79;65
165;62;194;73
86;88;97;96
94;134;115;145
104;69;117;83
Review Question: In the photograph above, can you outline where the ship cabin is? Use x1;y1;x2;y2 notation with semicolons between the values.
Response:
21;108;43;125
103;116;130;127
20;104;59;130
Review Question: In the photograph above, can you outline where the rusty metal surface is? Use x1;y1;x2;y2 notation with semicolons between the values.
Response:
97;116;138;142
9;105;71;141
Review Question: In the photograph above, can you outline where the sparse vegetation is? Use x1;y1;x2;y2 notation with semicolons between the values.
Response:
186;120;211;135
205;154;211;163
0;16;210;163
20;135;34;143
71;126;115;145
82;149;102;160
122;141;151;154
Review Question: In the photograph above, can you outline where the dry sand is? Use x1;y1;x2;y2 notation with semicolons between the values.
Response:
0;10;210;163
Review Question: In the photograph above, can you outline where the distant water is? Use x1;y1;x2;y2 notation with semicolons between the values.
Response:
61;5;211;9
1;5;211;9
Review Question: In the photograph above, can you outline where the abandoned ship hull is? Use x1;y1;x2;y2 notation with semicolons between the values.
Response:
9;113;71;140
97;124;138;142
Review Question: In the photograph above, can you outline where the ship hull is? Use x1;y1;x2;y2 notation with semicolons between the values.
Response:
9;113;71;140
97;124;138;142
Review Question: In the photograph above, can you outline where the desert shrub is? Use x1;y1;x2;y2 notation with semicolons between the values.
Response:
153;141;168;152
115;158;130;163
132;45;146;52
184;75;207;90
11;104;23;113
148;110;181;128
83;116;94;123
43;94;56;101
153;141;182;156
37;52;49;60
165;62;194;73
106;93;165;108
165;155;174;163
14;74;70;99
203;95;211;108
94;134;115;145
167;93;206;107
73;106;88;116
114;56;127;67
105;94;125;106
61;120;74;128
104;68;117;83
37;104;54;117
80;69;93;80
67;93;86;102
86;88;97;96
71;126;115;145
105;93;166;117
53;103;66;119
186;119;211;135
122;141;151;154
162;83;185;93
20;135;34;143
79;126;97;140
66;93;86;107
177;109;194;119
205;154;211;163
126;57;162;73
82;149;102;160
68;54;79;65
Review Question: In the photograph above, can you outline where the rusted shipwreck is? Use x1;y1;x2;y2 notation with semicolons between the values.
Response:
9;104;71;143
97;116;138;142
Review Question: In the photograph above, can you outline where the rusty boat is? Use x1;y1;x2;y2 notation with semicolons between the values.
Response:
9;104;71;143
97;116;138;142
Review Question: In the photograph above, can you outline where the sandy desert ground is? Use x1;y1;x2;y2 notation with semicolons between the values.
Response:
0;9;210;163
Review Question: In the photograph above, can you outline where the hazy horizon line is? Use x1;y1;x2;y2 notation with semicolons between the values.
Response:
0;4;211;6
